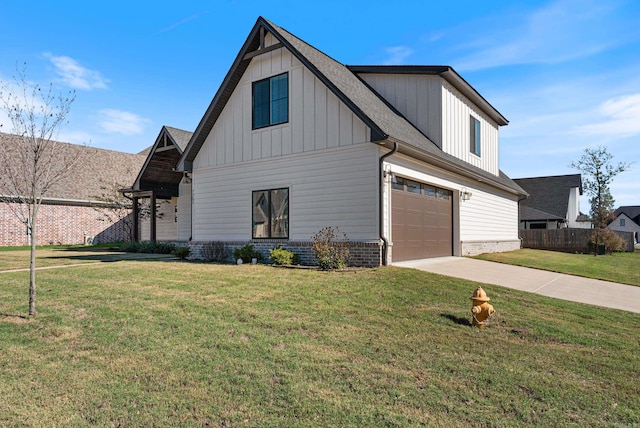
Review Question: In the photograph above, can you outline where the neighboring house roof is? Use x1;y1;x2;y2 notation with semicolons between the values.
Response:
0;132;146;203
176;17;526;197
130;126;194;198
514;174;582;221
614;206;640;224
519;205;565;222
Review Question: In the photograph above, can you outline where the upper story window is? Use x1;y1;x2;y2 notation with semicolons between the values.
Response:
470;116;481;157
252;73;289;130
620;218;626;226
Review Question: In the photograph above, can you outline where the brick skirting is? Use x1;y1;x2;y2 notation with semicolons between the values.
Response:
188;240;383;267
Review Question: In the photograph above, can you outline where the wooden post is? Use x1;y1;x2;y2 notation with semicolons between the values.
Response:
133;196;139;242
150;192;157;243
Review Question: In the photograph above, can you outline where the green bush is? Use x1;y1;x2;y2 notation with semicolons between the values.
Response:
312;226;350;270
233;244;263;263
269;245;300;265
115;241;176;254
171;246;191;260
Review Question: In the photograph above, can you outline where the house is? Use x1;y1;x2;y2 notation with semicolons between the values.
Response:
514;174;592;230
608;206;640;243
0;132;146;246
135;17;528;266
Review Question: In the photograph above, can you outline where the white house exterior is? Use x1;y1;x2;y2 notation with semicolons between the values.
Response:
142;17;526;266
608;207;640;243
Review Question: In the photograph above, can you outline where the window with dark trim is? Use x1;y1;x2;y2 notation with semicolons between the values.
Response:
252;188;289;239
620;218;626;226
470;116;481;156
252;73;289;129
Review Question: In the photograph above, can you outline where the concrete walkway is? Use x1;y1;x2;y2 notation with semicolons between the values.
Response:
394;257;640;314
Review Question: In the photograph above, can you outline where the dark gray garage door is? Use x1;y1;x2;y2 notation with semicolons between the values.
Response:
392;177;453;261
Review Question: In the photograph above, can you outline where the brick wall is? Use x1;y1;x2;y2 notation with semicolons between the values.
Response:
189;240;382;267
0;201;132;246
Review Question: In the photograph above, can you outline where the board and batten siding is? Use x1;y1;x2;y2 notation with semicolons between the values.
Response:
441;81;500;176
193;35;370;171
156;198;178;241
192;144;380;242
356;74;500;178
177;180;192;241
357;74;443;148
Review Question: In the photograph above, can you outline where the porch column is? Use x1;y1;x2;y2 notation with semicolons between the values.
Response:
132;196;139;242
150;192;157;242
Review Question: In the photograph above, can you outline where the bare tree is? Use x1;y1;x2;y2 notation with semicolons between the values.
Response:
92;180;137;243
569;146;632;229
0;65;79;316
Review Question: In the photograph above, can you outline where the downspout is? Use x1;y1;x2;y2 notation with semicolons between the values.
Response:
379;142;398;266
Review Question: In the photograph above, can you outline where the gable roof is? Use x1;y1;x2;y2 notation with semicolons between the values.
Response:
514;174;582;220
131;126;193;197
176;17;526;196
0;132;145;202
614;206;640;223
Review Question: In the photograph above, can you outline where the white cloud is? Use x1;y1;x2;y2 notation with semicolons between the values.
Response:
578;93;640;138
45;53;109;90
382;46;414;65
98;109;150;136
453;0;627;71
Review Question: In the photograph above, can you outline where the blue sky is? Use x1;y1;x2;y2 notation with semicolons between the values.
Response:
1;0;638;207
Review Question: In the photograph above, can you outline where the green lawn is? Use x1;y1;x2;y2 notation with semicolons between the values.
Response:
475;249;640;286
0;246;172;272
0;252;638;426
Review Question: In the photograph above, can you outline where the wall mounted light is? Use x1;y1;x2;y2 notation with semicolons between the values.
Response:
461;188;473;201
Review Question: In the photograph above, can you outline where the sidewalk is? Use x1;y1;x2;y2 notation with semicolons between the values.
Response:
394;257;640;313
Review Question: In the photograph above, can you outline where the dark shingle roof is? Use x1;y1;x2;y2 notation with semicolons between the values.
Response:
177;17;525;196
514;174;582;220
0;132;146;202
615;206;640;223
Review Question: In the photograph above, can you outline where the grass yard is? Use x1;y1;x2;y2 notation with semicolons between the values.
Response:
475;249;640;286
0;246;172;272
0;252;639;426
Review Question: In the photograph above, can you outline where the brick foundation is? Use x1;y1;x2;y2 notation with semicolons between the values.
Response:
0;201;132;246
188;240;382;268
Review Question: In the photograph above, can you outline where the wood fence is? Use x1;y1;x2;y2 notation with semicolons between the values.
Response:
519;229;635;253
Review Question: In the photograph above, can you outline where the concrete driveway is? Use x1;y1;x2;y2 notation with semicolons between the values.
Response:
394;257;640;313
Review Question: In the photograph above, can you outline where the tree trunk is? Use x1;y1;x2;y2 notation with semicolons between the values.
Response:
29;219;36;317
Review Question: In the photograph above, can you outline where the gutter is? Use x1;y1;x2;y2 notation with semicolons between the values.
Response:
379;142;398;266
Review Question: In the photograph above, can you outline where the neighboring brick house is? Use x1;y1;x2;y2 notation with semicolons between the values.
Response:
0;132;146;246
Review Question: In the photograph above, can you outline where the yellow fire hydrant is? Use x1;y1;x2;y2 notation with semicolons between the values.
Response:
470;286;495;328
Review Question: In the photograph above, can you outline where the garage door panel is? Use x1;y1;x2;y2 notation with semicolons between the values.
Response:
392;183;452;262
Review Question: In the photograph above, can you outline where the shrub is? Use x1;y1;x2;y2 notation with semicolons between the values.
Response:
233;244;263;263
115;241;176;254
201;241;227;262
171;246;191;260
589;228;626;254
312;226;350;270
269;245;300;265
